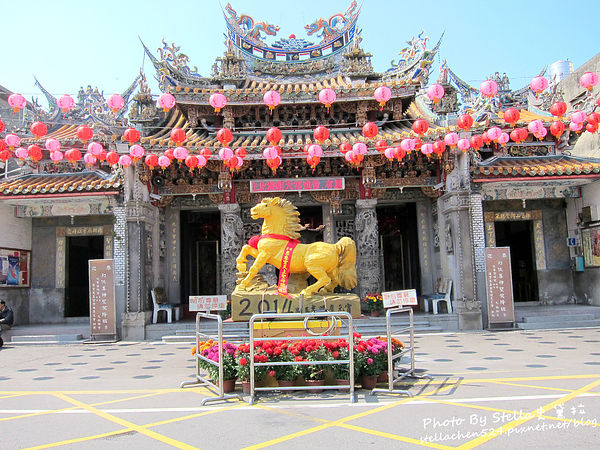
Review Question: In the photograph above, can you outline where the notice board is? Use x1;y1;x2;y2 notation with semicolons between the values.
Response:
484;247;515;326
88;259;117;340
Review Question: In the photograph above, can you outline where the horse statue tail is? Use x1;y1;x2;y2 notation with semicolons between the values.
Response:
335;237;357;290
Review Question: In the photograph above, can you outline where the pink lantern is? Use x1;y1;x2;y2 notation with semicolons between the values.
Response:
87;142;103;156
107;94;125;113
157;93;176;112
384;147;395;160
426;84;445;103
50;150;64;163
486;127;502;141
129;144;145;162
580;72;599;91
83;153;97;166
119;154;132;167
374;86;392;108
318;88;337;109
571;111;587;124
400;139;412;152
457;138;471;152
534;127;547;140
158;155;171;169
45;138;61;152
480;80;499;98
529;76;549;94
262;146;278;159
308;144;323;157
353;142;368;155
231;155;244;169
173;146;188;161
15;147;28;160
444;132;459;147
197;154;207;167
7;93;26;113
263;90;281;111
421;143;434;156
5;134;21;148
569;121;583;132
218;147;233;160
344;150;356;163
57;94;75;113
527;119;544;134
497;132;510;145
209;93;227;113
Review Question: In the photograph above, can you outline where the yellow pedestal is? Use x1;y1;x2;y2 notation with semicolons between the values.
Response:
252;319;341;338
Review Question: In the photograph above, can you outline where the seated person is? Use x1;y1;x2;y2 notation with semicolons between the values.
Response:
0;300;14;331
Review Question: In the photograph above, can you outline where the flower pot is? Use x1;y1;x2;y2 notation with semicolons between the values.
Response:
336;378;350;392
305;379;325;393
370;310;380;317
242;381;251;394
277;379;295;392
220;379;236;393
377;371;388;383
360;375;378;390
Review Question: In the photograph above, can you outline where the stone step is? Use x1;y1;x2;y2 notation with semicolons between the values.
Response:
522;313;596;323
10;334;83;344
516;319;600;330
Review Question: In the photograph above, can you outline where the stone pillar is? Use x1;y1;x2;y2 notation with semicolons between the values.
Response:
165;206;180;306
470;194;488;327
219;203;244;296
322;204;336;244
416;200;435;297
355;199;381;299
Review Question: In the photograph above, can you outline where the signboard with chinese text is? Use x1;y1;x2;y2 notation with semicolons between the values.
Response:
88;259;117;340
189;295;228;311
250;177;344;193
485;247;515;326
382;289;418;308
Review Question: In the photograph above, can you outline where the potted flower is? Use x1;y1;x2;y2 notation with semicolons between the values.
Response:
355;335;386;389
202;342;238;392
236;343;268;394
363;293;383;317
268;342;300;389
298;340;330;393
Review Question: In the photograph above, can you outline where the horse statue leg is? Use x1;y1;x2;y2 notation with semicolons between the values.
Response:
236;244;258;273
239;250;270;289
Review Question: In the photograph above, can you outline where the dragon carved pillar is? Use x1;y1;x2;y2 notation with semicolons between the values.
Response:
219;203;244;296
355;199;381;300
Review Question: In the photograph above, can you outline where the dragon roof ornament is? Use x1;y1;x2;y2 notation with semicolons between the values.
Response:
383;31;442;84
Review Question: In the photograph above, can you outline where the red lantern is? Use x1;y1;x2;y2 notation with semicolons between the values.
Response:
0;140;6;152
266;127;282;145
393;147;406;160
106;151;119;165
0;119;4;133
0;150;10;162
65;148;82;163
235;147;247;158
510;129;523;143
550;121;565;138
145;154;159;170
470;135;484;150
200;148;211;159
432;140;446;155
170;128;187;145
362;122;378;139
588;112;600;126
481;132;492;145
185;154;199;170
27;145;43;162
339;142;351;154
412;119;428;136
30;121;48;139
586;123;598;133
76;125;93;143
503;108;520;127
217;128;233;145
123;127;141;144
549;101;567;118
307;154;320;169
164;148;175;160
457;114;474;131
313;126;330;143
375;139;387;152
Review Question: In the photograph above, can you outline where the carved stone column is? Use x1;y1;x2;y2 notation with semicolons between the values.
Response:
223;108;235;129
355;199;381;299
322;204;336;244
356;101;368;127
219;203;244;296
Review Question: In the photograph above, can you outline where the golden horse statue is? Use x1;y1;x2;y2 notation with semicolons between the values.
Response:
236;197;357;296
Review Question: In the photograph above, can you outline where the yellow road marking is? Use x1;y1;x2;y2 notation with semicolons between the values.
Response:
254;404;329;424
20;429;131;450
457;378;600;449
339;423;455;450
0;393;30;400
489;380;576;393
143;403;245;428
53;393;199;450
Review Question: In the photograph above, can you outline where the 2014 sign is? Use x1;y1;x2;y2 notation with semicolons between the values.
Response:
189;295;227;311
382;289;418;308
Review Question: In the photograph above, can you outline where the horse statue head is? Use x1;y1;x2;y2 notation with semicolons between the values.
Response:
250;197;301;239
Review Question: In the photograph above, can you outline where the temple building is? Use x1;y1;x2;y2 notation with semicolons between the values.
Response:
0;2;599;339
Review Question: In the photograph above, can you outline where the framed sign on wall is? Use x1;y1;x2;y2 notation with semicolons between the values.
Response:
0;248;31;287
581;226;600;268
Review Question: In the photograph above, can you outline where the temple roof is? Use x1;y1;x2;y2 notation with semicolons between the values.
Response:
472;155;600;180
0;170;122;197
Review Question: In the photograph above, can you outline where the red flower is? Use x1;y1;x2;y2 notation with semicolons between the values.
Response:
290;349;299;355
268;370;275;377
254;355;261;362
239;357;247;366
332;351;340;359
260;354;268;363
295;356;304;362
265;348;274;355
273;348;282;356
353;332;362;339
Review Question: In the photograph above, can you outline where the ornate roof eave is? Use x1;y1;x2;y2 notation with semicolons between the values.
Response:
382;32;443;85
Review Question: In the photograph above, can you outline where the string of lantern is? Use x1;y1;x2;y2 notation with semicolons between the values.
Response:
1;72;599;174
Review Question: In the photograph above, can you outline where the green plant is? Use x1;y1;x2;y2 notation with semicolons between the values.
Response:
271;348;301;381
302;344;330;381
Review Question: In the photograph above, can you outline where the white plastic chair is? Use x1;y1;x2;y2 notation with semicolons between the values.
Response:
151;288;180;323
423;279;453;314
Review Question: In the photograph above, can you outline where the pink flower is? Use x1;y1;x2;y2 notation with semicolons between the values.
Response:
367;358;374;365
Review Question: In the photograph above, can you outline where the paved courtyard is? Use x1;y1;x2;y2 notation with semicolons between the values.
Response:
1;328;600;449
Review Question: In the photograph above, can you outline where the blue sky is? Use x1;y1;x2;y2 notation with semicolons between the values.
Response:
3;0;598;106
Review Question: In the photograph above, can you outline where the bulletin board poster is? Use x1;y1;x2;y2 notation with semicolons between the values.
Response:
0;248;31;287
88;259;117;340
582;227;600;268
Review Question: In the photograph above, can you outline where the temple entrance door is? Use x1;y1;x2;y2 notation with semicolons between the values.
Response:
65;235;104;317
495;220;539;302
181;211;221;318
377;203;420;292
